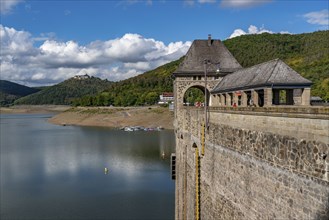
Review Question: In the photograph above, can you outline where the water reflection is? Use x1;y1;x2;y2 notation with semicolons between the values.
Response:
1;114;175;220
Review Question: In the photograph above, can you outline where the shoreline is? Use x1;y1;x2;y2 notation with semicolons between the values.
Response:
1;105;175;130
0;105;71;114
48;106;175;130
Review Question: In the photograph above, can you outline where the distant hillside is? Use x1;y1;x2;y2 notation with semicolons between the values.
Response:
73;58;183;106
224;30;329;100
74;30;329;106
0;80;40;106
15;76;113;105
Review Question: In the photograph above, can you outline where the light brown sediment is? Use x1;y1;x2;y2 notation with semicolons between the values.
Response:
48;106;174;129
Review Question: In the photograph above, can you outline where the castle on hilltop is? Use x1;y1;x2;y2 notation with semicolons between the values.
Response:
73;74;90;80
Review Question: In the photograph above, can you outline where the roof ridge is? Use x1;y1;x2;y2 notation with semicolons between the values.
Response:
265;58;280;85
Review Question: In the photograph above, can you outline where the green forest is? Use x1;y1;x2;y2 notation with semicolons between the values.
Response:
0;80;40;106
224;30;329;100
15;77;112;105
73;57;183;106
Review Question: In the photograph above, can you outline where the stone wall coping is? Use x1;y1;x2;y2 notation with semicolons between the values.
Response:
183;106;329;120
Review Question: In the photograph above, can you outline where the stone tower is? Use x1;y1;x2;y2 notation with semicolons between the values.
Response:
172;35;242;128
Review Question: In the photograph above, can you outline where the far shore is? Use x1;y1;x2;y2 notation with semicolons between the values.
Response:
0;105;71;114
48;106;175;130
1;105;175;130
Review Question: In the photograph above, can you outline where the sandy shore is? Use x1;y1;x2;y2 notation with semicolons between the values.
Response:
48;106;175;130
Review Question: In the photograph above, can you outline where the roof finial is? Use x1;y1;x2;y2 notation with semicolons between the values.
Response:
208;34;211;46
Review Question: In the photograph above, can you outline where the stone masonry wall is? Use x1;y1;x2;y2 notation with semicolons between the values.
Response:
175;107;329;220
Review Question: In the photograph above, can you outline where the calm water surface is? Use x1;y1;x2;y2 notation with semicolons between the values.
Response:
0;114;175;220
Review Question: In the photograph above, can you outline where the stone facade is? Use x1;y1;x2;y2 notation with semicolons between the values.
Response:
173;36;327;220
174;107;329;220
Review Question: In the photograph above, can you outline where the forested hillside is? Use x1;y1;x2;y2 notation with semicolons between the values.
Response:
224;30;329;100
15;76;112;105
75;31;328;106
0;80;40;106
73;58;183;106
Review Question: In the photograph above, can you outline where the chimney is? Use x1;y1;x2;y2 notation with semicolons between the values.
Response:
208;34;211;46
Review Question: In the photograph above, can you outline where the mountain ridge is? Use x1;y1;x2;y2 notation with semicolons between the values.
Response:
0;80;40;106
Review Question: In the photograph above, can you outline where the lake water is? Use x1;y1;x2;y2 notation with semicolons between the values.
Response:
0;114;175;220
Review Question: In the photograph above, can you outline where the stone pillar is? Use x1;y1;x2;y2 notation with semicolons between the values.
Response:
264;88;273;107
220;94;225;106
226;93;232;106
216;94;221;106
209;94;219;107
301;88;311;106
273;89;280;105
233;92;239;106
293;89;302;105
252;90;259;107
241;91;248;107
286;89;294;105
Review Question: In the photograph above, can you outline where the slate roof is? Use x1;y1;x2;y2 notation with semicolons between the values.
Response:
212;59;312;93
173;38;242;77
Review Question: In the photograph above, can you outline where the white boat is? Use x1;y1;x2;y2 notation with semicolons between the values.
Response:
124;127;133;132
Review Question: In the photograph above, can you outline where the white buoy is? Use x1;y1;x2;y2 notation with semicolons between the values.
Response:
104;167;109;174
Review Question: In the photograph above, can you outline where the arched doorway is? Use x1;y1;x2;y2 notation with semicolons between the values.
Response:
183;86;210;107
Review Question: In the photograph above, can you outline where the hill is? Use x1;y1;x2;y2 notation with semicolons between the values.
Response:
73;58;183;106
15;76;113;105
0;80;40;106
224;30;329;100
74;30;328;106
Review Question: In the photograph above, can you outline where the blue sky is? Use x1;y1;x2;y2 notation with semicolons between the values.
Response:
1;0;328;86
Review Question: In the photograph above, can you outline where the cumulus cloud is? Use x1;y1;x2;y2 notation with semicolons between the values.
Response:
0;25;191;86
303;9;329;26
221;0;271;8
0;0;22;14
228;25;291;39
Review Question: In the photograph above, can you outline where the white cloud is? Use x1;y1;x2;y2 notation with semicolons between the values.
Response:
229;29;247;38
0;25;191;86
228;25;291;39
303;9;329;26
0;0;22;14
221;0;271;8
0;25;36;55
